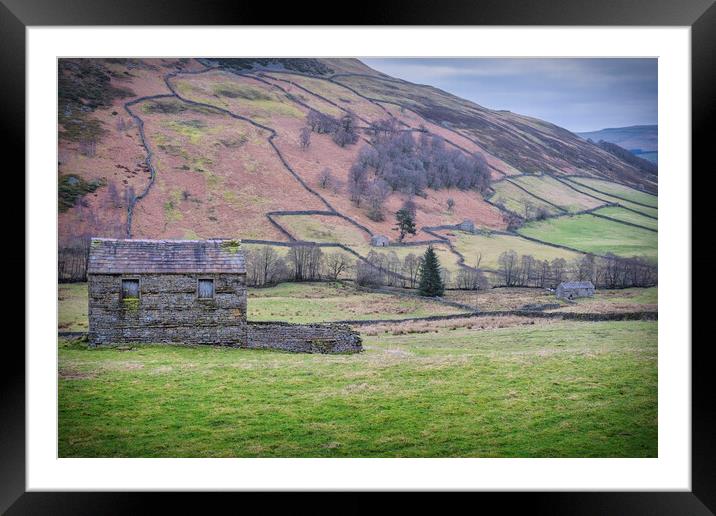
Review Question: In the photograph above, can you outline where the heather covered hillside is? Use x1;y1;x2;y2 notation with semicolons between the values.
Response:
58;58;657;287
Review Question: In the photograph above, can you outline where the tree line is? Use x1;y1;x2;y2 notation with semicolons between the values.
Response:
305;110;359;148
303;114;494;223
244;244;353;287
497;250;657;288
245;243;483;297
356;246;489;294
343;121;491;222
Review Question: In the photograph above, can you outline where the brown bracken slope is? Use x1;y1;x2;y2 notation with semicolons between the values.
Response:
57;58;656;251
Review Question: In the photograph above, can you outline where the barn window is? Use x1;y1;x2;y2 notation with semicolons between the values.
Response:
121;279;140;299
198;279;214;299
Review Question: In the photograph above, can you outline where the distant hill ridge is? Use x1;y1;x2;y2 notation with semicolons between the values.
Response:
576;125;657;164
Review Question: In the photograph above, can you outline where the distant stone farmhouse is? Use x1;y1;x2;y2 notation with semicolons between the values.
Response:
556;281;595;300
457;220;475;232
87;238;362;353
88;238;248;346
371;234;389;247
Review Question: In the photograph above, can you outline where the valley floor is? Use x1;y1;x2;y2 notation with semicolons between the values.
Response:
58;281;657;457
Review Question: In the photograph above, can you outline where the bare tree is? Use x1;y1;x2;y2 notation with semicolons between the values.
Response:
498;250;519;286
551;258;567;287
593;253;657;288
115;116;133;132
105;181;122;209
306;110;338;134
447;197;455;212
474;252;483;270
79;138;97;157
257;246;282;285
365;179;390;222
244;249;262;286
385;252;403;286
456;267;489;290
574;254;596;283
356;252;385;287
402;253;422;289
535;260;551;288
348;163;368;206
318;168;333;189
323;252;350;280
299;126;311;150
289;243;323;281
58;234;93;282
523;200;536;219
439;268;452;289
519;254;537;286
332;112;359;147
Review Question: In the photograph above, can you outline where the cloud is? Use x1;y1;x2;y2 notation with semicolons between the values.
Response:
361;58;657;132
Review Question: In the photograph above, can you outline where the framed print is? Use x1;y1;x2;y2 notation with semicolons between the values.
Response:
5;0;714;511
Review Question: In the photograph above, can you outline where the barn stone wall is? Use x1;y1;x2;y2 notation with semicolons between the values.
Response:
247;321;362;354
88;272;248;346
556;286;595;300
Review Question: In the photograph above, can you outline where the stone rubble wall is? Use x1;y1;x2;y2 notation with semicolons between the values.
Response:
247;321;363;354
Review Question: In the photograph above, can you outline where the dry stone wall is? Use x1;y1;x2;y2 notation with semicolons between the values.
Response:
247;321;362;354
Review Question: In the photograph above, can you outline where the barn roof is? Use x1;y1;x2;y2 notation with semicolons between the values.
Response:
558;281;595;289
87;238;245;274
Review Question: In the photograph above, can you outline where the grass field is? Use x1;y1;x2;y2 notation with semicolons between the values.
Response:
489;180;562;217
518;214;657;262
444;287;564;311
562;178;658;218
555;287;657;313
248;282;463;323
275;214;369;246
568;177;658;208
268;73;388;122
58;283;89;332
444;230;582;270
593;206;658;231
174;71;306;123
444;286;657;313
58;317;657;458
510;175;605;213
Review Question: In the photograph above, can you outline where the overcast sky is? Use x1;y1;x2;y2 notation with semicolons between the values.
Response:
361;58;657;133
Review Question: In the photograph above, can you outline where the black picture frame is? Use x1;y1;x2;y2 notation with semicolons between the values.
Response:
4;0;712;512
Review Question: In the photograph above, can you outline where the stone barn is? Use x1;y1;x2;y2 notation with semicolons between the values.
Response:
87;238;247;346
371;234;389;247
556;281;595;300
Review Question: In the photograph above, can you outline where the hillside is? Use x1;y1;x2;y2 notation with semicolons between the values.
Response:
58;58;658;284
577;125;658;163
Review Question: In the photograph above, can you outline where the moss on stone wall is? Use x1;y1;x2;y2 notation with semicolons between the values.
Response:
122;298;140;311
221;239;241;254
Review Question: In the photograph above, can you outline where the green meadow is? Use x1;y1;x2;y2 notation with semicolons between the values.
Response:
59;318;657;458
518;214;658;262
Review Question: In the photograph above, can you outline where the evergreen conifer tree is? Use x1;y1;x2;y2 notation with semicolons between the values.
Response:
418;245;445;297
394;208;417;242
